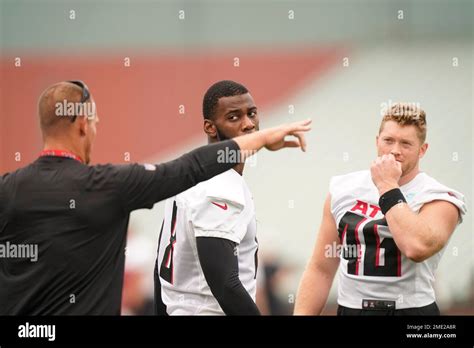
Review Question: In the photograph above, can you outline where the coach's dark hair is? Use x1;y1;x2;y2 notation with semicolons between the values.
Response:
202;80;249;120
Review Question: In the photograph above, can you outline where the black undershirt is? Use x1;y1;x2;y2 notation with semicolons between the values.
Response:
196;237;260;316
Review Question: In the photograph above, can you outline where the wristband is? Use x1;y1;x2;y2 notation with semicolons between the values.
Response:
379;188;407;215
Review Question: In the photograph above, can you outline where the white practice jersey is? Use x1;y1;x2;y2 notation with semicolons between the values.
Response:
330;170;466;309
157;169;258;315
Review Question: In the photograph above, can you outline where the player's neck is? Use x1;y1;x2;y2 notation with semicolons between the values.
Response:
233;163;244;176
208;138;245;175
399;166;420;186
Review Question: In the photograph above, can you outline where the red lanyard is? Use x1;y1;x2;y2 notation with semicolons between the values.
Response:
39;149;84;164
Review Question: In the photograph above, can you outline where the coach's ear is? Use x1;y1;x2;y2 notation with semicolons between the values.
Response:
77;115;89;137
203;119;218;139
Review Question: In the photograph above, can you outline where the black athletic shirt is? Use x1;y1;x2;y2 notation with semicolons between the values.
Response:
0;140;240;315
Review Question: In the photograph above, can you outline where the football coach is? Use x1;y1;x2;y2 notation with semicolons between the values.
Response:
0;80;311;315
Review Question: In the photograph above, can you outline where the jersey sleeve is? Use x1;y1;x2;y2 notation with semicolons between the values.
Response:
329;171;369;222
329;175;343;218
412;185;467;223
188;172;249;244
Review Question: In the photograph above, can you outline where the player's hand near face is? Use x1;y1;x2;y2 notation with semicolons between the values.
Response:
370;154;402;195
370;153;460;263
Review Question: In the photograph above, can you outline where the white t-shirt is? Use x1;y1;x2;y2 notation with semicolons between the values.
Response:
329;170;466;309
157;169;258;315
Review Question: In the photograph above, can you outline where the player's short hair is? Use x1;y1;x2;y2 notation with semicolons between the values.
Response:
202;80;249;120
379;103;427;143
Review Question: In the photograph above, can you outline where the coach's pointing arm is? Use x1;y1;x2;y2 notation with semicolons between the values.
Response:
116;120;311;212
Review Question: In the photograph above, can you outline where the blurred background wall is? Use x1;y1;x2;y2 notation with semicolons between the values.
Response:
1;0;472;314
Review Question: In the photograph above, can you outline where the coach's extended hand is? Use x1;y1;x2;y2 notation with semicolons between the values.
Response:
233;118;312;159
